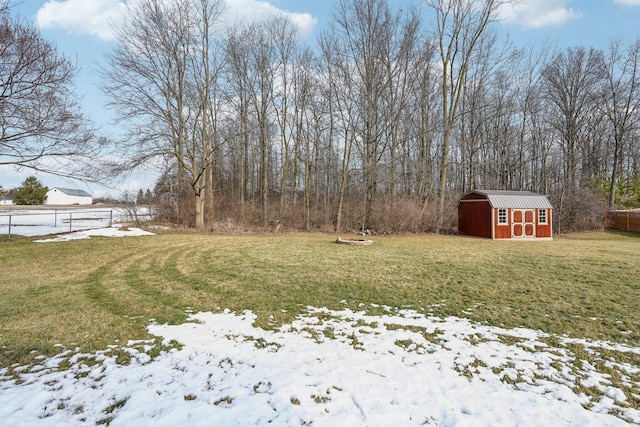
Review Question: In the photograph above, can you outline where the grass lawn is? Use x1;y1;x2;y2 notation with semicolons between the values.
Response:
1;230;638;369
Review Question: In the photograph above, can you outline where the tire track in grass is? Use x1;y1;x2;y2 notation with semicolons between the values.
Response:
84;255;140;318
162;246;216;292
160;245;256;311
83;245;192;325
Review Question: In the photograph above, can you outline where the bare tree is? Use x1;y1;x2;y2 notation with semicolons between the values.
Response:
268;16;300;215
426;0;511;232
224;25;253;216
595;38;640;208
381;8;421;202
324;0;421;230
542;47;604;193
189;0;227;228
291;47;318;230
226;20;278;227
101;0;225;229
457;31;518;192
0;2;100;179
411;38;439;208
514;43;556;194
331;0;387;230
318;28;357;233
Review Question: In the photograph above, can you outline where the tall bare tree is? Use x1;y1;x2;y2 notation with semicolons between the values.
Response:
457;31;517;192
411;38;439;206
101;0;225;229
224;25;252;216
542;47;603;191
268;16;300;215
318;28;355;233
252;23;276;228
0;1;99;179
189;0;227;228
381;8;421;201
595;38;640;208
513;44;555;194
325;0;421;230
291;47;318;230
334;0;387;230
427;0;511;232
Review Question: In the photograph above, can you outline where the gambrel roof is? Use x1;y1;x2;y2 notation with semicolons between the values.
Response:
469;190;553;209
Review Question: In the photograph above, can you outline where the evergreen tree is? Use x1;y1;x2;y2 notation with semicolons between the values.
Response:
0;184;6;197
12;176;48;205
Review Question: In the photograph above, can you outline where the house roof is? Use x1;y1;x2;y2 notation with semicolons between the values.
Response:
50;187;93;198
468;190;553;209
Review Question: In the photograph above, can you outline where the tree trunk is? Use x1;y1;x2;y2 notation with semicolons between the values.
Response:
336;128;352;233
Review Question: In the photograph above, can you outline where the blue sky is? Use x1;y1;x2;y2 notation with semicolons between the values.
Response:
3;0;640;198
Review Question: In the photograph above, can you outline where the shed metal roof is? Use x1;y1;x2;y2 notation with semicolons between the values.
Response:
50;187;93;198
468;190;553;209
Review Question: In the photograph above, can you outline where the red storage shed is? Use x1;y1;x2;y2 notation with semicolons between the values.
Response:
458;190;553;240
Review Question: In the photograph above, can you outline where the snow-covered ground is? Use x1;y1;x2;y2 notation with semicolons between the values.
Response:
1;306;638;426
0;207;150;238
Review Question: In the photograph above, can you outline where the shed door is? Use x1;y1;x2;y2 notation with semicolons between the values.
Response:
512;209;535;238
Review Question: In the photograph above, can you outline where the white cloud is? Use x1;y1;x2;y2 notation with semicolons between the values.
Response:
36;0;317;41
36;0;127;40
613;0;640;5
223;0;317;37
499;0;583;29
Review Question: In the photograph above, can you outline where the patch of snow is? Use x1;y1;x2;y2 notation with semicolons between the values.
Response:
33;225;154;242
1;307;638;426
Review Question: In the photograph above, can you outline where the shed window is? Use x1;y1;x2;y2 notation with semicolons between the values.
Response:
498;209;507;224
539;209;548;224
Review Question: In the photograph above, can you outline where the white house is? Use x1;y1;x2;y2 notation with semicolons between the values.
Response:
0;196;13;205
45;187;93;205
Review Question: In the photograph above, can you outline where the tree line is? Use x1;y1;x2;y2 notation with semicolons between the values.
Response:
4;0;640;233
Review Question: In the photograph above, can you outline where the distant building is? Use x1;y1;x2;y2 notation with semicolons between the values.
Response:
45;187;93;205
0;196;13;205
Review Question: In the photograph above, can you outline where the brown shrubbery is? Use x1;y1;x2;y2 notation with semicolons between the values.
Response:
549;189;609;234
149;188;606;235
149;192;465;235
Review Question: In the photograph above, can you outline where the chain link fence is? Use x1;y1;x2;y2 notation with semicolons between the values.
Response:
0;208;152;239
